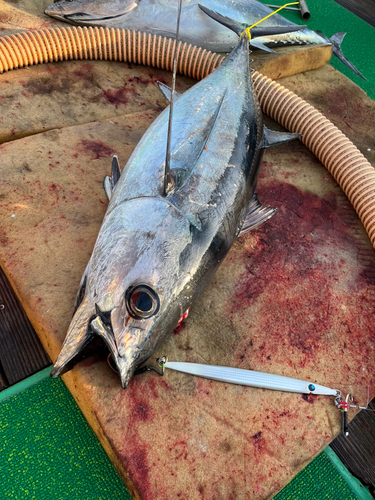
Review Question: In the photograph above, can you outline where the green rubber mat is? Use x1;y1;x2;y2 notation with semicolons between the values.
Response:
260;0;375;100
0;369;372;500
0;368;131;500
274;447;373;500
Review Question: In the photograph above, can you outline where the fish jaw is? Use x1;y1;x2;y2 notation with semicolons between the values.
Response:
51;296;96;378
45;0;137;23
90;313;141;389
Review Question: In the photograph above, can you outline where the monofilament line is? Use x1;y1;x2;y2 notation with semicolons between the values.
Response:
164;0;183;195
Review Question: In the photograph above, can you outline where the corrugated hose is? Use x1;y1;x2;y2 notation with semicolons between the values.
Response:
0;25;374;247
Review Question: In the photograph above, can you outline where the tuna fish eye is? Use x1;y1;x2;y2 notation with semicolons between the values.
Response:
126;285;160;319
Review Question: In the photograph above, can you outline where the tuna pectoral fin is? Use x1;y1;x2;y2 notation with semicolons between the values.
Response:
103;155;121;201
249;40;276;54
259;126;301;149
329;32;366;81
157;82;181;103
239;193;277;237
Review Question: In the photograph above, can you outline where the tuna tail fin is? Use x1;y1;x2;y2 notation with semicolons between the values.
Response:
329;32;366;81
314;31;366;80
198;4;246;36
198;4;306;40
248;39;276;54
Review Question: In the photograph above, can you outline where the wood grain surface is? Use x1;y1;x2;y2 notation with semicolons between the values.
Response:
0;266;50;388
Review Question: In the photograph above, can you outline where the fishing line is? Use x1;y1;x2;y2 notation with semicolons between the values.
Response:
164;0;183;195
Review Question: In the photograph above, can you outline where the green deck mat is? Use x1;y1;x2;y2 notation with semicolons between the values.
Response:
274;447;373;500
259;0;375;100
0;370;372;500
0;368;131;500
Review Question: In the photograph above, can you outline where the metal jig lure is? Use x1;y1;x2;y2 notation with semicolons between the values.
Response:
107;353;372;437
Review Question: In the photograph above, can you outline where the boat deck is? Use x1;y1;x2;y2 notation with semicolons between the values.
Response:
0;0;374;497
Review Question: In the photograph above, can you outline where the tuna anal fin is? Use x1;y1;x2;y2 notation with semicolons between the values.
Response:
259;126;301;149
157;82;181;102
103;155;121;200
239;193;277;237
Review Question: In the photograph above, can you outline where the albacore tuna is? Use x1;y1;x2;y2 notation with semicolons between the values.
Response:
51;9;301;388
45;0;365;79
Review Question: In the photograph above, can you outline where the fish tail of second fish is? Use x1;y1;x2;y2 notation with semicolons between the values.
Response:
198;4;306;42
316;31;366;81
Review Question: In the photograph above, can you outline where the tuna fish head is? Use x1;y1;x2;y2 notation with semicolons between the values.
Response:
51;196;193;388
45;0;137;23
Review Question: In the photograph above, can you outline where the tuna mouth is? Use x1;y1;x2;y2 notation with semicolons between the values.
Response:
90;309;139;389
51;300;143;388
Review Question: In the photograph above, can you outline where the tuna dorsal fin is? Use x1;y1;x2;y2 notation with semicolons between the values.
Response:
258;126;301;149
239;193;277;237
103;155;121;200
157;81;181;103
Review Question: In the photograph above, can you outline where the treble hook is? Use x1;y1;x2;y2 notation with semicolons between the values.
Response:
334;387;374;437
334;391;350;437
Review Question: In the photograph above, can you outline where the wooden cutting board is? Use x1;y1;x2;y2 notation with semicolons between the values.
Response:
0;2;374;499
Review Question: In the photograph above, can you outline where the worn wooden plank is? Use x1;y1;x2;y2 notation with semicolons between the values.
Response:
0;266;50;388
330;397;375;495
